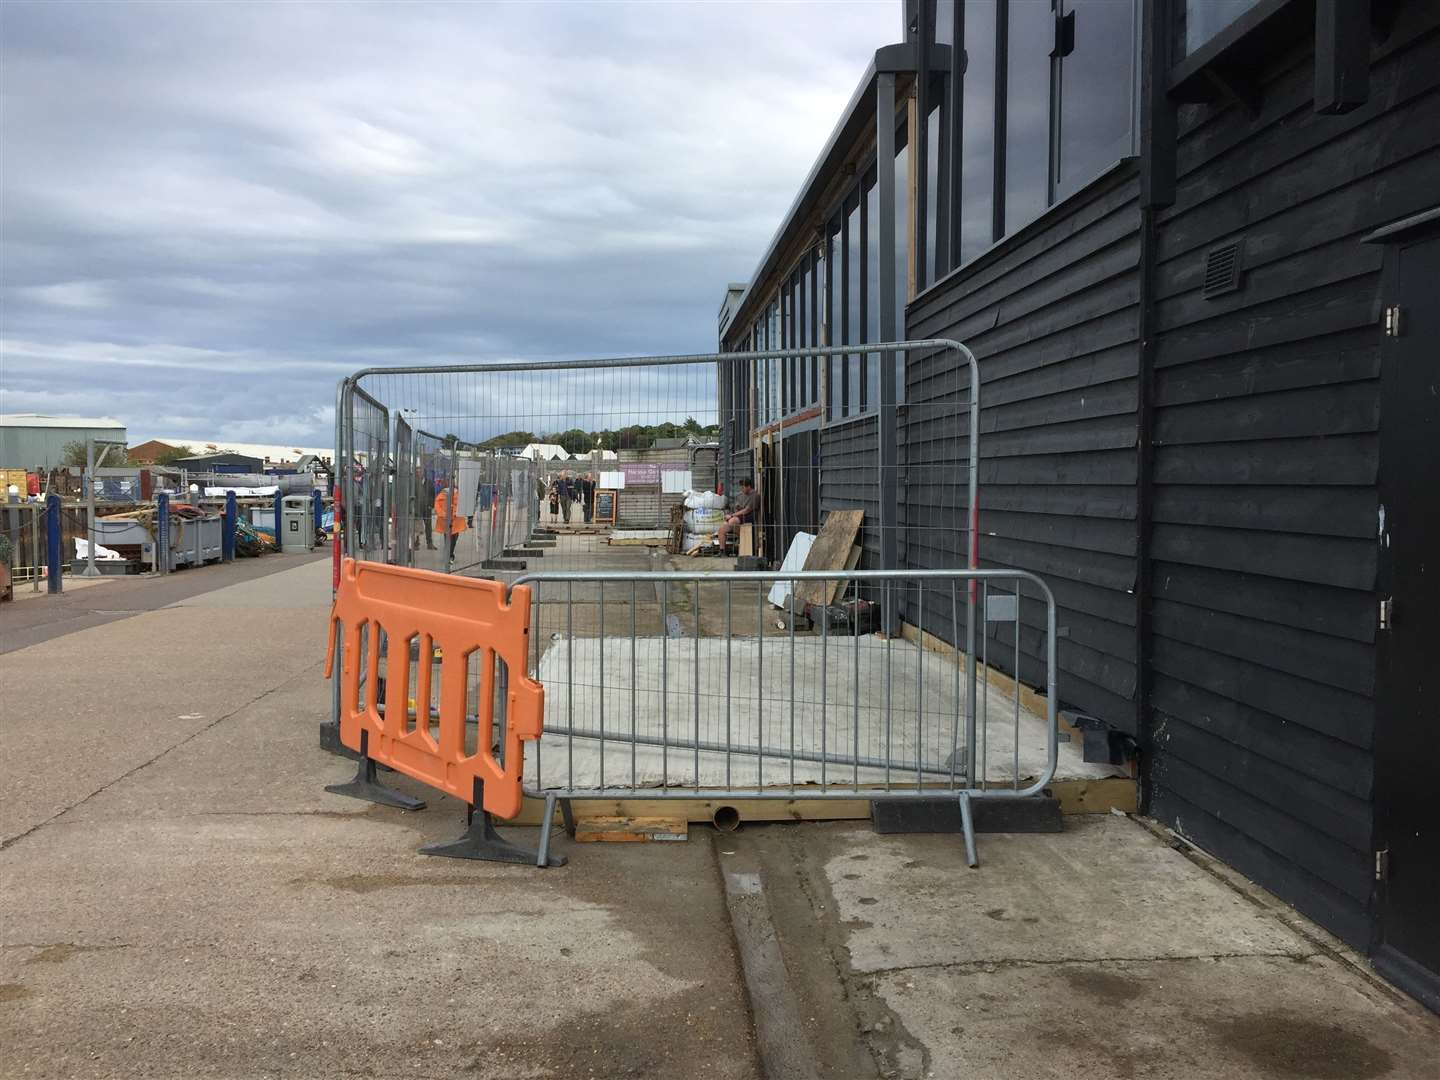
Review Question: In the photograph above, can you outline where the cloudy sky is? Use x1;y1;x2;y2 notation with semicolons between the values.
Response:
1;0;896;447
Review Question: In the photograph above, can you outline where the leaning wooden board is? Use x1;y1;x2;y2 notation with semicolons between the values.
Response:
794;509;864;607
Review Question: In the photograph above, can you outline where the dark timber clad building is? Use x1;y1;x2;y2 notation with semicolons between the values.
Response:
717;0;1439;1008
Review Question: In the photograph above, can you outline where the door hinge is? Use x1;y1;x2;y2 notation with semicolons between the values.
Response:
1383;305;1402;336
1375;847;1389;882
1379;596;1393;630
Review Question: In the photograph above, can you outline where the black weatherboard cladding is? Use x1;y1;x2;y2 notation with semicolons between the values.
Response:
1145;10;1440;949
905;165;1144;733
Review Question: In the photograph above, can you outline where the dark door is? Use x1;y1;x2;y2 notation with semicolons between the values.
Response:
1373;225;1440;1012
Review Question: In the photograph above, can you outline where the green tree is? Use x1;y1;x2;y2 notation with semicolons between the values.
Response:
149;444;195;466
479;430;537;450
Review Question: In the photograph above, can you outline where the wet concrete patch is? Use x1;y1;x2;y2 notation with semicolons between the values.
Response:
1203;1013;1394;1079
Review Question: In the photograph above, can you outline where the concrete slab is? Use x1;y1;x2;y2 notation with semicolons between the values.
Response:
0;813;756;1079
824;818;1306;973
869;954;1438;1080
526;637;1118;792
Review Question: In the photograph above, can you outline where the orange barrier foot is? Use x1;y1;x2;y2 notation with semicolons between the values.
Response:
325;730;427;811
420;778;567;867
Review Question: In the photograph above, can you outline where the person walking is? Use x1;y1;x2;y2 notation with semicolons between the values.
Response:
557;471;575;525
580;472;596;523
433;482;468;562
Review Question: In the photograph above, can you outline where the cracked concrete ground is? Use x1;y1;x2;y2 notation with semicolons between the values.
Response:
3;550;1437;1079
0;556;757;1080
721;821;1440;1079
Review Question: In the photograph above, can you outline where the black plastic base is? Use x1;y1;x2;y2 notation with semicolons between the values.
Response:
871;795;1062;834
318;719;358;760
482;558;526;570
421;779;567;866
324;731;426;811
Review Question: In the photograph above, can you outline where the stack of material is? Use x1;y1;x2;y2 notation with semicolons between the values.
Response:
680;491;725;553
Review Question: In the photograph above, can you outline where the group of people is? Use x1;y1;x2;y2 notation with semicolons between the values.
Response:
540;470;598;524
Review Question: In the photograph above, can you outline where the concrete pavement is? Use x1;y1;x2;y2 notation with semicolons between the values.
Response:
2;551;1436;1079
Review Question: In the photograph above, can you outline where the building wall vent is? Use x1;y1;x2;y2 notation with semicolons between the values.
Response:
1203;241;1244;298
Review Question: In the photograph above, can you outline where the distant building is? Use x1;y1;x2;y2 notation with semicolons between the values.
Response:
152;439;333;467
127;439;190;464
0;414;128;468
518;443;570;461
174;451;265;474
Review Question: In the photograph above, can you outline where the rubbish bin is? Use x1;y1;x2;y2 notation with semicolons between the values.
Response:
281;495;315;553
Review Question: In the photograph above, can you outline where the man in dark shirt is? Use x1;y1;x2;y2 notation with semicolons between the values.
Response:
580;472;596;522
717;478;759;548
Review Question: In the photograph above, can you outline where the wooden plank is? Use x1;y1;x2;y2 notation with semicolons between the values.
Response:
572;817;689;843
794;509;863;607
511;775;1135;828
738;524;754;556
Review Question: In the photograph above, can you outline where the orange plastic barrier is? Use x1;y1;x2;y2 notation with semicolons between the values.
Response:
325;557;541;820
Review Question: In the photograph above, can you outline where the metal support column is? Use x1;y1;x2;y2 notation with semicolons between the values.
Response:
81;437;100;577
45;492;62;593
223;490;237;561
156;492;170;575
877;71;900;636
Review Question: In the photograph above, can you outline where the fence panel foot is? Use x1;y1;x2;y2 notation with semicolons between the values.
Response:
423;779;566;867
959;792;978;868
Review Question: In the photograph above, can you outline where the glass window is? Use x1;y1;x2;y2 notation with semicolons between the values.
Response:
925;103;942;285
1058;0;1135;196
1180;0;1260;55
934;0;955;45
769;301;781;421
827;223;840;420
960;0;997;263
1005;0;1054;235
866;172;881;412
846;197;861;418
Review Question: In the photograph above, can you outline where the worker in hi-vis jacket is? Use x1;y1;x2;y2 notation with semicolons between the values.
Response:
433;483;467;562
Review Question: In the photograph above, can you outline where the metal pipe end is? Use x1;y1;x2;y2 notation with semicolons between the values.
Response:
712;805;741;832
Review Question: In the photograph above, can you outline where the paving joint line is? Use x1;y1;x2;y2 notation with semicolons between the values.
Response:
0;660;326;852
852;949;1321;978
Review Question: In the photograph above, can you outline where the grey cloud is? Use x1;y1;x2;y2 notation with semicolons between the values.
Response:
1;0;894;444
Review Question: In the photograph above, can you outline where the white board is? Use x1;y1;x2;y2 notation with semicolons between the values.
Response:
661;469;693;494
600;470;626;490
767;531;816;609
456;458;484;517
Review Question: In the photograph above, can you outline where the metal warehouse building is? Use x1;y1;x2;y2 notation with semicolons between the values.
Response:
718;0;1438;1007
0;414;129;469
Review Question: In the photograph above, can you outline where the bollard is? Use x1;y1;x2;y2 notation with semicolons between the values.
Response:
223;490;237;562
312;488;323;538
273;489;284;553
45;493;62;594
156;492;171;575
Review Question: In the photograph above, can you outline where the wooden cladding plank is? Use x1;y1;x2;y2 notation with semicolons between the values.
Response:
1160;93;1440;267
1151;636;1374;748
972;483;1136;520
1154;382;1379;444
1151;560;1376;644
1151;485;1377;540
1150;677;1374;800
1151;597;1375;697
1150;786;1371;950
1154;723;1374;855
1150;523;1376;591
1153;755;1373;905
1154;237;1382;335
1167;15;1440;197
1152;339;1379;399
1151;278;1379;368
910;307;1140;390
1152;435;1379;487
975;508;1138;558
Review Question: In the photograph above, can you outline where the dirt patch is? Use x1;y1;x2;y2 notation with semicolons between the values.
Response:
463;984;754;1079
1205;1014;1394;1079
1060;967;1144;1006
0;983;30;1003
300;873;513;893
25;944;123;965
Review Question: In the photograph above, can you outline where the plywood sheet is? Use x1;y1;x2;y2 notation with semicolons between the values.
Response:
795;510;863;607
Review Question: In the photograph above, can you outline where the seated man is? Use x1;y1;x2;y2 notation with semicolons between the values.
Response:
716;478;759;549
